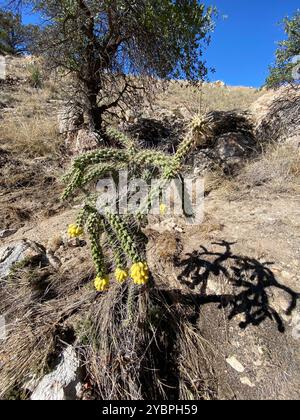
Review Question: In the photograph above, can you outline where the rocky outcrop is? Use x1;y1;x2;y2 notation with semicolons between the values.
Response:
0;240;46;279
58;104;84;134
250;86;300;143
30;346;83;400
0;229;17;239
58;103;101;155
65;128;100;155
123;112;186;152
214;131;256;171
191;110;256;174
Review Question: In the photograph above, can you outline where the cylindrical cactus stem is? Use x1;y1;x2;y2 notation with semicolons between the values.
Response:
134;150;170;170
76;205;90;228
102;219;127;269
136;177;169;218
62;168;83;200
81;163;126;187
106;127;136;149
86;212;106;277
173;135;195;165
124;283;137;326
73;149;129;170
105;212;141;263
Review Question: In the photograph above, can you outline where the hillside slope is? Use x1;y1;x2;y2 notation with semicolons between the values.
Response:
0;56;299;400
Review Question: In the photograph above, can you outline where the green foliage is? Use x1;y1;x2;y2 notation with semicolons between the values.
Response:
29;0;214;80
17;1;215;131
265;11;300;88
27;62;43;88
0;7;38;55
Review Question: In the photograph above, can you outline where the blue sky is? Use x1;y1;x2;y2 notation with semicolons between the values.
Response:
204;0;299;87
2;0;299;87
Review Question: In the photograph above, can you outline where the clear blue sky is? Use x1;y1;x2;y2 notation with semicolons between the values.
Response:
2;0;299;87
204;0;299;87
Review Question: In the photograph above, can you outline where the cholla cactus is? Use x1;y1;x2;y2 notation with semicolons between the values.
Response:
63;117;212;294
106;126;137;150
188;113;213;147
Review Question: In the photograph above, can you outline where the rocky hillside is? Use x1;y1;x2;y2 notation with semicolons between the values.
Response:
0;56;299;400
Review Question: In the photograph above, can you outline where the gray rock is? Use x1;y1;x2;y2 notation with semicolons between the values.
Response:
65;128;100;155
58;104;84;134
215;132;256;161
251;86;300;144
226;356;245;373
30;346;83;401
0;240;46;279
123;114;186;152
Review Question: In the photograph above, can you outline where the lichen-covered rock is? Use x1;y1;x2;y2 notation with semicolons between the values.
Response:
215;132;256;161
0;240;46;279
30;346;83;401
58;104;84;134
65;128;100;155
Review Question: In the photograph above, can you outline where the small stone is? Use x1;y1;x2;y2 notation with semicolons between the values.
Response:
240;377;255;388
281;271;292;280
67;238;86;248
257;346;264;355
226;356;245;373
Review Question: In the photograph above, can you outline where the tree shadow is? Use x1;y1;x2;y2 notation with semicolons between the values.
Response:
176;241;300;333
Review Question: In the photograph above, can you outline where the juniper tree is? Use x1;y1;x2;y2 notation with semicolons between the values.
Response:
265;11;300;88
14;0;214;132
0;7;38;55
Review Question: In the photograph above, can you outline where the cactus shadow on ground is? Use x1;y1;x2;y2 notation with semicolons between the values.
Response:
176;240;300;332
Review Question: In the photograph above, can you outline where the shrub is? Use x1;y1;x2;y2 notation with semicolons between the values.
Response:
27;63;43;89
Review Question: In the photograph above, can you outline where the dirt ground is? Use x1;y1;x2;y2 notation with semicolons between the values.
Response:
1;185;299;400
146;188;300;400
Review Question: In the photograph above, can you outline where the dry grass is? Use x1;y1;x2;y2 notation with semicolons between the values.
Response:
155;82;262;116
235;142;300;195
0;256;217;400
0;259;94;398
0;115;61;158
80;284;217;400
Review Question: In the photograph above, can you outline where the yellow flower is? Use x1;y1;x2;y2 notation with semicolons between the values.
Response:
94;275;110;292
130;262;149;286
115;268;128;283
67;224;84;238
159;203;167;215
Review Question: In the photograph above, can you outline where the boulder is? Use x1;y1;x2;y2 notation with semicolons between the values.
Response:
215;132;256;163
58;104;84;134
30;346;83;400
0;240;46;279
191;111;257;174
251;86;300;143
123;113;186;152
65;128;100;155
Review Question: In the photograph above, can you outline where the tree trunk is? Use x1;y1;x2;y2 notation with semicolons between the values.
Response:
83;79;102;132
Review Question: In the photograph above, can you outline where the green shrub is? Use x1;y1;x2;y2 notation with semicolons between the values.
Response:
27;63;43;88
